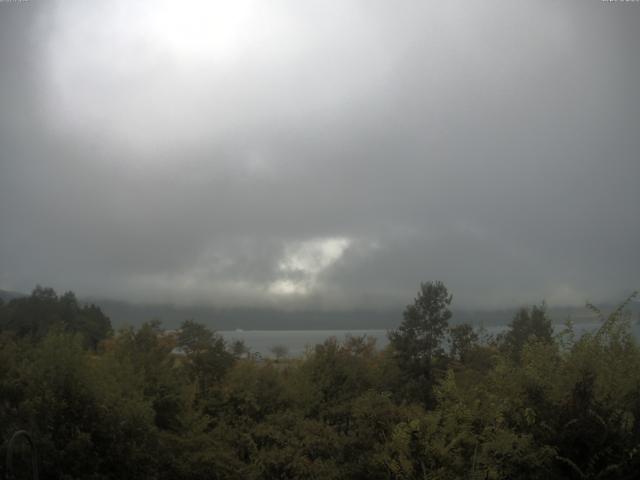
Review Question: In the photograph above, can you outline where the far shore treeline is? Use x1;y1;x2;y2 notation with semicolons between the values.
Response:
1;283;640;479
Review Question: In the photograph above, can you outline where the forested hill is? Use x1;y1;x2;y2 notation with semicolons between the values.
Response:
82;298;638;330
3;287;637;330
92;299;402;330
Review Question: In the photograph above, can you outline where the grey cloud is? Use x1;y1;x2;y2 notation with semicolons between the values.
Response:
0;0;638;310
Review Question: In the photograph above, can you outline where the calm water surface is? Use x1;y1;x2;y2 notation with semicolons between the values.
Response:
221;322;640;358
220;329;389;357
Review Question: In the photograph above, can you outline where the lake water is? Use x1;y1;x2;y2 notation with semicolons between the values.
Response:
220;322;640;358
220;329;390;358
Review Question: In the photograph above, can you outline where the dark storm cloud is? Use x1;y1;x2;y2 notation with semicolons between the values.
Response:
1;0;638;309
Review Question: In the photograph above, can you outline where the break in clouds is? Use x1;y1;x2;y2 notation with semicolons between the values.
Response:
0;0;638;310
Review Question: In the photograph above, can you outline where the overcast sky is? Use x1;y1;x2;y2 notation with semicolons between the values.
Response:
1;0;638;310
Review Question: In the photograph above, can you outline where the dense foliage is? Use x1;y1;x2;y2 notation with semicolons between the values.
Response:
1;285;639;479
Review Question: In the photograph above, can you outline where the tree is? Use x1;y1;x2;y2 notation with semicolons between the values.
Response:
388;281;453;406
501;303;553;361
177;320;234;397
178;319;215;354
230;339;250;359
270;344;289;361
109;321;190;432
0;286;111;348
449;323;479;362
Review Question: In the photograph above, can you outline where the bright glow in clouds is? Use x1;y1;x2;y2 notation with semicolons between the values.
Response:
144;0;288;64
42;0;391;157
43;0;302;154
269;238;350;295
117;237;353;302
